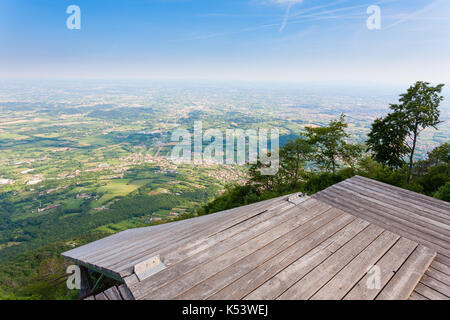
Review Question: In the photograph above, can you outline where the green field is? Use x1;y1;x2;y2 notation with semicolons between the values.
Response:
92;179;152;207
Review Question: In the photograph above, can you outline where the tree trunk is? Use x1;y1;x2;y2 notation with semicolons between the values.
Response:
293;155;300;187
407;127;418;185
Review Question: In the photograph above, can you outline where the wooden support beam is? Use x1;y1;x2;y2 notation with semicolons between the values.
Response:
79;266;93;297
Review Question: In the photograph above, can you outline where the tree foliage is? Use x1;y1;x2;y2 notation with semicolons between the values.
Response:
304;114;362;173
367;112;409;169
277;137;313;188
367;81;444;183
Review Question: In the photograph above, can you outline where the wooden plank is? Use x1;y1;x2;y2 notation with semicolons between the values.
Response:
79;266;93;297
103;286;122;300
65;199;297;279
323;185;450;244
353;176;450;213
84;295;95;300
344;237;417;300
61;256;123;283
68;196;285;262
338;181;450;231
239;218;371;300
160;200;319;268
311;230;400;300
353;175;450;210
414;283;448;300
94;292;108;300
123;274;139;287
142;206;342;300
376;245;436;300
314;191;450;257
430;261;450;276
419;274;450;297
278;224;384;300
426;268;450;286
434;254;450;267
86;199;282;264
177;212;356;300
409;292;428;300
347;178;450;223
118;284;135;300
348;178;450;222
67;194;297;264
65;219;196;258
135;204;339;300
113;201;299;275
354;175;450;210
91;199;296;273
130;201;332;299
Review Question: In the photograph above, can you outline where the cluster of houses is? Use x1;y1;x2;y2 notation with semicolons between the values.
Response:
0;178;13;185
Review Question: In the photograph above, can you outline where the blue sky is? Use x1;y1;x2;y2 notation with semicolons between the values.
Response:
0;0;449;84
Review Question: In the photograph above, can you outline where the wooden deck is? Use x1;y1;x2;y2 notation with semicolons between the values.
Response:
126;198;435;300
63;176;450;300
313;175;450;300
84;284;134;300
63;195;293;280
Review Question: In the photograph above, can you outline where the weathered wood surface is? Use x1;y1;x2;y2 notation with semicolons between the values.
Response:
311;230;400;300
134;201;334;299
118;284;135;300
413;283;448;300
94;292;108;300
84;285;134;300
408;292;428;300
244;218;370;300
104;286;122;300
176;209;354;300
64;195;291;278
343;237;417;300
67;176;450;300
376;245;435;300
313;175;450;300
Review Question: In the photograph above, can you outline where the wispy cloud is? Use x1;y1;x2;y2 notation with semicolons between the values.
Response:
269;0;304;32
188;0;445;41
279;3;293;32
385;0;445;30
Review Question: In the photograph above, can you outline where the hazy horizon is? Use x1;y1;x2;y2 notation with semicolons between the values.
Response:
1;0;449;83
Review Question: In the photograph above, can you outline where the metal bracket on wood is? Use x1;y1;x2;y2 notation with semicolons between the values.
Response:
134;255;166;281
287;193;309;204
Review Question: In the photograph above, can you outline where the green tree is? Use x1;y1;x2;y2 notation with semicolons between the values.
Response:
304;114;360;173
393;82;444;183
434;182;450;202
368;82;444;183
367;112;409;169
248;159;277;191
341;143;364;170
278;137;313;188
427;142;450;166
